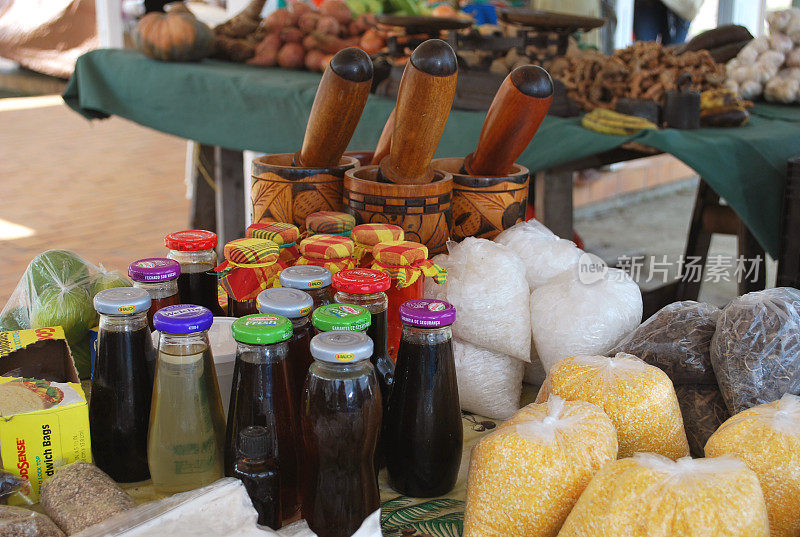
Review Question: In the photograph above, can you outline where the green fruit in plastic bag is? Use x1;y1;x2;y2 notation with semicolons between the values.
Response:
89;270;132;297
68;339;92;379
27;250;91;295
30;286;95;344
0;306;29;332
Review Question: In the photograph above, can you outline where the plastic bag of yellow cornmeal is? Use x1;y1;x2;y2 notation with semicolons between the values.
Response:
463;396;618;537
558;453;770;537
705;394;800;537
537;353;689;459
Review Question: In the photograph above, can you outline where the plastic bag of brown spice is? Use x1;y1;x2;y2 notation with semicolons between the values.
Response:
0;505;64;537
711;288;800;414
41;463;134;535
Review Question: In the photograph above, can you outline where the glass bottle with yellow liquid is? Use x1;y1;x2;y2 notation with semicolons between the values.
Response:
149;305;226;496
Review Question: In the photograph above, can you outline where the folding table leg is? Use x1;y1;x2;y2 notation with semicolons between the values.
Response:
190;143;217;232
534;170;574;240
214;147;246;248
737;221;767;295
676;180;716;301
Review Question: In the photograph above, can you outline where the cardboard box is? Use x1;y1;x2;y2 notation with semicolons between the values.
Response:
0;376;92;503
0;326;80;383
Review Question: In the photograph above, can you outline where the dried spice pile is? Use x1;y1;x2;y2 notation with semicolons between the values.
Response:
547;41;725;111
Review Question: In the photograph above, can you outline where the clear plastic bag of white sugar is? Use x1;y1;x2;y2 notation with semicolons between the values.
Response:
531;268;643;372
494;219;583;290
453;338;524;420
427;238;531;361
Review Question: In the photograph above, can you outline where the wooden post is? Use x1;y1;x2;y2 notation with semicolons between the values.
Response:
189;144;217;233
534;170;574;240
214;147;246;249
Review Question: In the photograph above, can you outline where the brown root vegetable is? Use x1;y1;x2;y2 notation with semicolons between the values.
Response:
359;28;384;55
248;33;281;65
319;0;352;24
305;49;327;71
289;1;313;23
316;15;341;35
280;26;304;42
350;13;372;34
298;11;321;33
302;33;318;50
214;35;256;61
341;35;360;47
263;8;292;32
309;31;344;54
277;42;306;68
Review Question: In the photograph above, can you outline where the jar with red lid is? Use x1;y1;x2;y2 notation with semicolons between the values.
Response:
128;258;181;330
332;269;394;410
165;230;223;316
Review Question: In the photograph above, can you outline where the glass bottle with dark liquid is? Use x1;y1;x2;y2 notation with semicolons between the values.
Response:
312;303;371;335
256;287;315;433
233;426;281;530
332;269;395;468
90;287;155;483
129;257;181;330
149;305;226;496
385;299;462;497
302;331;381;537
226;314;299;526
279;265;334;311
166;229;224;316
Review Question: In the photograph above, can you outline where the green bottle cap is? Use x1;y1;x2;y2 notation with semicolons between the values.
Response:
312;303;371;332
231;314;293;345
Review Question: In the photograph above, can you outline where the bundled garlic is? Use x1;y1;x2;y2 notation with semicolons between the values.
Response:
765;75;799;103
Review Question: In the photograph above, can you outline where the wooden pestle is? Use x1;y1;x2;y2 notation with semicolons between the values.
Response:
294;47;373;168
462;65;554;177
371;108;395;165
378;39;458;185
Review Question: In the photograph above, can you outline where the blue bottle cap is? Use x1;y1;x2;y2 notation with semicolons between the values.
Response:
93;287;151;315
279;265;332;290
153;305;213;334
257;288;314;319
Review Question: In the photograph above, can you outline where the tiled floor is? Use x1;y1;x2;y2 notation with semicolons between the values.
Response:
0;96;188;303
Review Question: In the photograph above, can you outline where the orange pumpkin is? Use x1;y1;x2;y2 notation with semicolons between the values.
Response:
134;5;214;62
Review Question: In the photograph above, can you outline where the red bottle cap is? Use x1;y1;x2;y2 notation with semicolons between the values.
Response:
333;268;391;295
165;230;218;251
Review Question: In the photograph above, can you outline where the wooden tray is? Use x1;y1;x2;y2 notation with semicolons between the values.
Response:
375;14;473;32
497;8;605;30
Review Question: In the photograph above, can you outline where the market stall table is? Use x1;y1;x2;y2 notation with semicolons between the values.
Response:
63;49;800;289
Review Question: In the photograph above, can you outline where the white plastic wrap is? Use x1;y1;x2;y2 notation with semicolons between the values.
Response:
0;506;64;537
0;250;131;378
427;238;531;361
453;338;524;420
711;288;800;414
493;220;582;290
530;269;642;372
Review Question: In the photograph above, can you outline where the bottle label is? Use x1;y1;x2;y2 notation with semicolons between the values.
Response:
308;280;323;288
334;352;355;362
117;305;136;314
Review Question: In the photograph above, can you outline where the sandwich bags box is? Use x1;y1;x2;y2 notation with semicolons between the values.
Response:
0;376;91;503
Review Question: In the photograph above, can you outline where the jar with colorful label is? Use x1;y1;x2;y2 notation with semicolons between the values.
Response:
279;265;334;310
227;314;299;524
351;224;404;268
256;287;314;451
301;331;381;537
165;229;223;316
370;241;447;361
312;303;371;334
149;305;226;496
246;222;300;266
385;299;462;498
214;238;281;318
128;258;181;330
91;287;154;483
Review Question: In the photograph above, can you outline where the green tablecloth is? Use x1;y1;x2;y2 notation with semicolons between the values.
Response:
63;49;800;257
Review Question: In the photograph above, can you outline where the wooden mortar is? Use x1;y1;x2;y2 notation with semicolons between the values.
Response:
251;153;359;232
343;165;453;254
432;157;529;241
